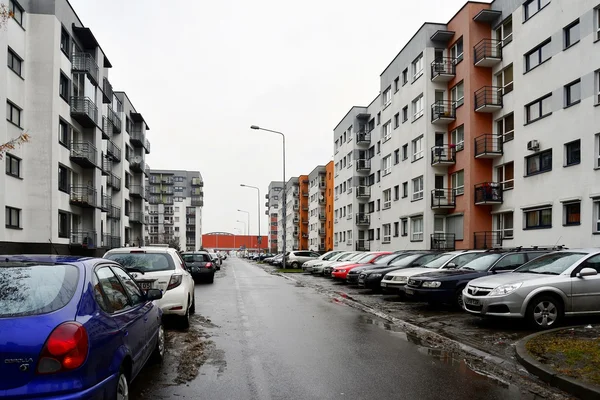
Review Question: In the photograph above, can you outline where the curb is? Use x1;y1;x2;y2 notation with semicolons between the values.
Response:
515;328;600;400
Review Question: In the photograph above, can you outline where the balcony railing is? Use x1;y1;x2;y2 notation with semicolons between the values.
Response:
70;231;97;248
107;140;121;162
129;212;145;224
431;189;456;209
161;186;174;194
474;182;503;205
130;126;145;147
129;185;145;199
101;116;111;140
474;231;503;249
430;58;456;82
101;156;111;176
319;214;326;220
161;176;174;185
101;195;112;212
70;97;98;128
431;100;456;125
110;235;121;249
356;130;371;145
70;141;97;168
473;38;502;67
356;186;371;199
144;139;151;154
474;134;503;158
109;205;121;219
474;86;503;112
356;159;371;172
108;173;121;191
102;77;113;104
318;229;326;236
144;164;150;177
355;240;370;251
430;233;456;251
191;196;203;207
356;213;370;226
71;52;99;84
107;106;122;134
191;178;204;187
130;157;145;173
149;186;161;194
431;145;456;166
70;186;96;208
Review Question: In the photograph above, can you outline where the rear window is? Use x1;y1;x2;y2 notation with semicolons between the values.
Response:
183;254;211;262
0;263;79;317
105;252;174;272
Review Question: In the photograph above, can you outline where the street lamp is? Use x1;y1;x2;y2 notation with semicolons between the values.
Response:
237;209;250;236
236;220;247;236
240;184;261;253
250;125;287;269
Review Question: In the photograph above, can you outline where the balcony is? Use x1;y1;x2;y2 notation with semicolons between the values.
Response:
71;52;99;85
356;130;371;145
129;185;146;199
318;198;325;205
108;173;121;191
191;196;203;207
431;100;456;125
430;58;456;82
473;39;502;67
130;126;145;148
319;244;326;251
164;219;174;225
100;195;111;212
318;229;325;236
474;231;503;249
101;117;110;140
102;77;113;104
302;191;308;197
293;217;300;224
192;177;204;187
355;240;370;251
107;140;121;162
431;189;456;209
70;97;98;128
129;212;145;224
356;159;371;172
430;233;456;251
108;205;121;219
161;176;174;185
356;186;371;199
186;209;195;216
70;141;97;168
265;201;269;208
356;213;370;226
474;134;503;158
318;214;326;221
70;231;97;248
107;106;122;134
161;186;174;194
144;139;151;154
101;156;111;176
149;186;161;195
144;164;150;177
70;186;96;208
431;145;456;166
474;86;503;113
130;157;145;173
474;182;503;205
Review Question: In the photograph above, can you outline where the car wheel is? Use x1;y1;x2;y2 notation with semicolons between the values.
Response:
291;262;299;269
116;367;129;400
526;295;563;330
150;323;165;364
455;286;466;310
189;292;196;315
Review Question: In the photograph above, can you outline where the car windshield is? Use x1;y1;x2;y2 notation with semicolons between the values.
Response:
390;254;423;266
105;253;174;273
446;253;486;268
513;252;587;275
460;254;503;271
356;253;377;263
374;254;402;265
182;254;211;263
337;253;356;261
322;252;339;260
422;253;455;269
0;263;79;317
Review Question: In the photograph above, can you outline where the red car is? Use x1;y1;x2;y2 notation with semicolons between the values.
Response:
331;252;391;281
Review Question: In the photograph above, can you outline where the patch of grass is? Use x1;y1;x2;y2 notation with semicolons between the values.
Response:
276;268;304;273
526;329;600;385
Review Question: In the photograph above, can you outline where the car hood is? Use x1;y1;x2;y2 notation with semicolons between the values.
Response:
303;259;322;266
416;269;488;281
468;272;562;288
385;267;438;278
364;265;412;276
333;263;366;271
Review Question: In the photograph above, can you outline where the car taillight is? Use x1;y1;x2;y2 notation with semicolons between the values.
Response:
167;274;183;290
37;322;88;374
205;262;213;268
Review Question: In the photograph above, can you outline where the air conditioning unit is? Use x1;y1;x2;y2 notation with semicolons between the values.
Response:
527;140;540;151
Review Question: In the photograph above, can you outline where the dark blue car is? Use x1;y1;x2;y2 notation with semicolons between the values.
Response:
0;255;164;399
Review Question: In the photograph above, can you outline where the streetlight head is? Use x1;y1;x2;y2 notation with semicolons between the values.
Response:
240;184;246;187
250;125;260;130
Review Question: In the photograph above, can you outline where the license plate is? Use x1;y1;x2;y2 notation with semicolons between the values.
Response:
381;282;387;287
137;281;153;291
405;288;414;295
464;298;480;306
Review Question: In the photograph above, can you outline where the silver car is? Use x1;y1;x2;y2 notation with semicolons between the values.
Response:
286;251;322;268
463;249;600;329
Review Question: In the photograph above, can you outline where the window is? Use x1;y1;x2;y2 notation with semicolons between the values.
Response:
60;27;70;56
58;165;69;192
376;228;380;240
451;170;464;195
411;217;423;241
594;200;600;233
125;173;131;189
376;141;381;154
450;125;464;151
394;77;399;92
382;121;392;142
524;207;552;229
59;73;70;102
401;218;408;236
382;224;391;243
497;162;514;190
412;95;423;121
383;87;392;107
376;171;381;183
402;68;408;85
450;37;463;62
8;0;23;26
376;200;380;211
5;153;20;178
382;155;392;176
563;19;580;49
564;79;581;107
565;140;580;166
58;211;70;238
7;48;22;76
525;39;551;72
563;202;580;226
412;136;423;161
394;149;400;164
526;149;552;176
496;65;513;95
376;112;381;125
596;6;600;41
497;114;514;142
6;101;22;127
446;215;464;241
495;212;513;238
596;70;600;105
412;176;423;201
394;185;400;200
412;54;424;81
525;94;552;123
59;119;70;147
450;81;464;107
402;106;408;122
383;189;391;209
5;206;21;229
402;144;408;160
112;267;144;305
402;182;408;198
495;17;513;46
394;222;400;237
394;113;399;129
524;0;550;21
95;267;131;313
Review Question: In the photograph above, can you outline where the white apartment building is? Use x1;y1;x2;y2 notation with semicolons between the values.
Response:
1;0;150;255
277;177;299;251
308;165;326;251
265;181;283;253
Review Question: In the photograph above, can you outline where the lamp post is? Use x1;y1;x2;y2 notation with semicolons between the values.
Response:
240;184;261;253
250;125;286;268
237;209;250;236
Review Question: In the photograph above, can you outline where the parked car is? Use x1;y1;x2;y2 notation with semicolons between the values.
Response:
322;252;373;276
0;255;164;399
285;251;322;268
463;249;600;329
405;249;549;308
312;252;359;275
104;246;196;328
345;252;413;284
302;250;345;273
272;254;285;266
181;251;216;283
358;252;442;291
209;252;222;269
380;250;486;295
265;254;280;264
330;252;392;280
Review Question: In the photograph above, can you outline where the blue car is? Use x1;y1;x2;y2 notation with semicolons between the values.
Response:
0;255;165;399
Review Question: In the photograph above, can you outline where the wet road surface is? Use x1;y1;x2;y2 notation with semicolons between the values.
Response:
131;257;545;400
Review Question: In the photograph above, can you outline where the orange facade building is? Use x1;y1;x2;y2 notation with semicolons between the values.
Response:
202;233;268;251
325;161;334;251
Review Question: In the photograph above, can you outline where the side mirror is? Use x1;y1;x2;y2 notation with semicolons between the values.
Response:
146;289;163;301
446;262;457;269
577;268;598;278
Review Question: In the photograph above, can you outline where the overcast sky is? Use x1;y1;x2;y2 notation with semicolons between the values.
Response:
70;0;481;236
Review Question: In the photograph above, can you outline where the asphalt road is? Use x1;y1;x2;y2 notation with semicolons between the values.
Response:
132;257;539;400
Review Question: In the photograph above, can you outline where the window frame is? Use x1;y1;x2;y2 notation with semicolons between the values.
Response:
563;201;581;226
450;125;464;151
7;47;23;77
382;155;392;176
496;113;514;143
412;94;424;121
496;64;514;96
9;0;24;27
383;189;392;210
524;39;551;72
402;182;408;198
524;207;552;230
60;27;71;57
394;185;400;201
596;70;600;105
563;19;580;50
58;210;70;238
525;149;552;176
450;37;464;63
412;136;424;162
451;170;464;196
5;206;21;229
412;176;424;201
495;17;513;46
523;0;550;22
450;81;464;107
564;139;581;167
525;93;552;124
412;54;423;81
496;161;514;190
58;164;70;193
59;72;70;103
382;120;392;142
394;149;400;165
6;100;22;128
402;106;408;123
394;113;399;129
402;68;408;85
59;119;71;148
383;86;392;107
394;222;400;237
564;79;581;108
495;212;514;239
5;153;21;179
411;217;424;241
382;223;392;243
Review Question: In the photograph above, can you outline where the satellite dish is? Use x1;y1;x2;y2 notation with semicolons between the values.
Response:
133;156;143;164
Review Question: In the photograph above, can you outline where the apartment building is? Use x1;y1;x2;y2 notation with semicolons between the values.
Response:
145;170;204;251
325;161;335;251
1;0;150;255
333;0;600;251
265;181;284;253
308;165;327;251
277;177;300;251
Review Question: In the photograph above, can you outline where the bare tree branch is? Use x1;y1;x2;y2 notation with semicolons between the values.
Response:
0;133;31;160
